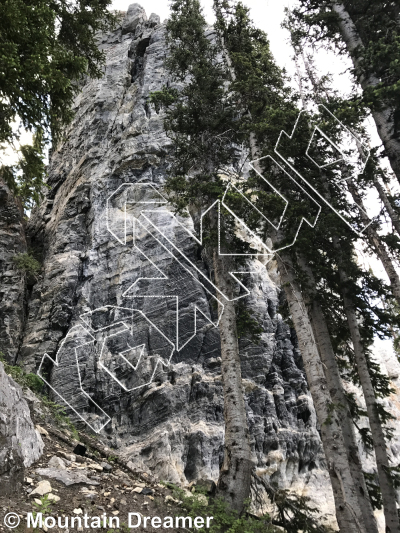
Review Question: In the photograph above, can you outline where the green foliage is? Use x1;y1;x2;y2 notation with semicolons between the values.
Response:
267;489;332;533
0;353;44;393
25;373;45;394
363;472;383;510
385;301;400;358
214;0;294;143
1;129;47;210
40;396;80;440
0;0;116;145
150;0;294;249
31;494;53;533
322;401;346;426
149;88;179;112
12;252;41;278
150;1;280;239
32;494;53;515
169;483;331;533
383;464;400;490
236;301;263;343
287;1;400;103
152;0;238;218
171;485;277;533
0;0;117;209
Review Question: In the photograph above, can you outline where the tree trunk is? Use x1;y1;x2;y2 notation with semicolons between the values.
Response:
373;177;400;237
248;64;370;531
330;1;400;186
213;250;254;513
218;10;377;523
294;46;400;526
348;181;400;306
198;18;254;511
297;254;379;533
334;244;400;533
277;251;370;533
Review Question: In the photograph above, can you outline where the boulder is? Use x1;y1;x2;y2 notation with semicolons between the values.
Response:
35;467;99;486
48;456;67;470
0;362;44;496
30;480;52;497
121;3;147;35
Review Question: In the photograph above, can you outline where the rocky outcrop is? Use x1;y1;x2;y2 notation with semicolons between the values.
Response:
0;179;28;364
17;3;334;526
0;362;44;496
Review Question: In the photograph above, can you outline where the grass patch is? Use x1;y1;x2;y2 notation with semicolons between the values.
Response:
40;396;80;440
12;252;41;278
0;353;44;393
0;352;80;440
170;486;277;533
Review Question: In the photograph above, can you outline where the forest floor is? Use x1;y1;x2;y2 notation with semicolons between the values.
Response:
0;392;212;533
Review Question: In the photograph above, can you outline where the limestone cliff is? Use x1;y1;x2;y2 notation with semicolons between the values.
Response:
3;3;337;525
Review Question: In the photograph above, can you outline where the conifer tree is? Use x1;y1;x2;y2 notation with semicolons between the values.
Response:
294;45;400;243
154;1;379;529
287;39;400;531
287;0;400;187
296;44;400;309
151;0;254;512
0;0;116;209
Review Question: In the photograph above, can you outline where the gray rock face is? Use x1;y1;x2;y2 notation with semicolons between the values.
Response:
0;180;27;364
0;362;44;496
122;3;147;35
18;4;334;524
35;468;99;486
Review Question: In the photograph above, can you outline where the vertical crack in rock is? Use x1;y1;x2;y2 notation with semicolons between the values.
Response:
0;180;28;364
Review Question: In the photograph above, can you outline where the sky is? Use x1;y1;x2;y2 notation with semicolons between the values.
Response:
110;0;355;89
110;0;295;74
